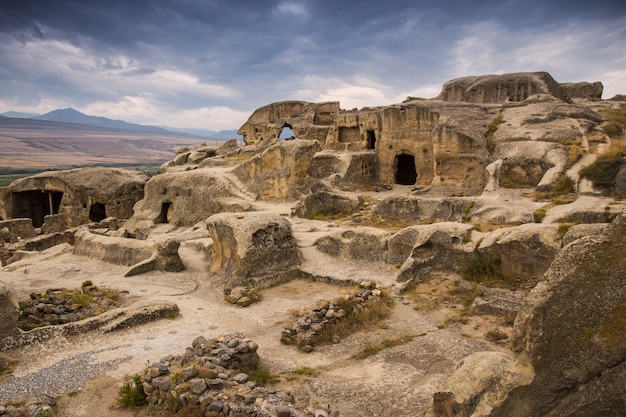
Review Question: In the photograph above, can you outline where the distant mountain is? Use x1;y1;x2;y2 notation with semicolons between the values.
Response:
1;111;41;118
162;126;241;139
34;108;174;134
2;108;241;139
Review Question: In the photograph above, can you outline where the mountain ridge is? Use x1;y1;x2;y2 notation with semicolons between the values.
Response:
1;108;241;139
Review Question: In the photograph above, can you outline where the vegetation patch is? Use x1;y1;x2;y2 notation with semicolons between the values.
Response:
486;114;503;155
533;208;547;223
281;281;394;352
463;254;518;288
117;374;147;407
599;103;626;138
579;145;626;188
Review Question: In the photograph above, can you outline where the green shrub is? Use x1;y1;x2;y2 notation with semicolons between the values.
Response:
243;366;277;386
486;114;503;155
551;174;576;195
117;374;146;407
533;208;546;223
463;255;517;287
81;280;93;287
579;148;626;188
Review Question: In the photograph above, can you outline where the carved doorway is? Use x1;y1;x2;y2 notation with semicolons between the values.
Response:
395;153;417;185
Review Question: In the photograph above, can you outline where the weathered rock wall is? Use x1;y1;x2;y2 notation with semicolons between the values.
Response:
436;72;568;104
490;211;626;417
237;101;338;148
127;169;253;229
232;139;320;199
1;168;147;228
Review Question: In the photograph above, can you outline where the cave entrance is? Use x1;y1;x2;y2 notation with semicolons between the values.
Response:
395;153;417;185
366;130;376;150
156;202;172;224
279;124;295;140
11;190;63;228
89;203;107;222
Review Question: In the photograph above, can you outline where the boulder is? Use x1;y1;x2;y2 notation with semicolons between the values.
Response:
450;211;626;417
232;139;321;199
0;281;18;336
477;224;562;284
74;228;154;266
433;351;533;417
393;223;475;284
493;141;567;190
436;72;568;104
314;227;390;262
206;212;300;286
560;81;603;101
292;191;362;218
561;223;606;246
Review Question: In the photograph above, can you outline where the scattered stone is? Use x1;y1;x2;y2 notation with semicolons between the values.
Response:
281;284;391;352
140;334;309;416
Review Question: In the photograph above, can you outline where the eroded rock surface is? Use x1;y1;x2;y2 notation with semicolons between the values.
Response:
206;211;300;286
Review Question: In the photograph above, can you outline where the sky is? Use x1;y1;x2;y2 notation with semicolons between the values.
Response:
0;0;625;131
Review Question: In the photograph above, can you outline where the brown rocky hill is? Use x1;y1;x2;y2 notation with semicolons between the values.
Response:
0;117;208;170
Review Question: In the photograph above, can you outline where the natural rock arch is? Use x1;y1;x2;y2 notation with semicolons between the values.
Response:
279;124;295;140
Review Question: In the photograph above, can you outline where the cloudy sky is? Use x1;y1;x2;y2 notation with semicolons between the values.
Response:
1;0;625;131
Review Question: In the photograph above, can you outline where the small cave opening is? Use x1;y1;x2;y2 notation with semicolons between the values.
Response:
366;130;377;150
11;190;63;228
156;202;172;224
395;153;417;185
89;203;107;222
279;124;295;140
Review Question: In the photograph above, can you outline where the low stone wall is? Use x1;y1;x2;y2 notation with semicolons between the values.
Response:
73;228;155;266
142;334;311;416
0;218;36;243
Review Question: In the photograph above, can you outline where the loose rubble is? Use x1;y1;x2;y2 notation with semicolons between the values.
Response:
16;284;121;331
142;333;314;416
280;281;392;352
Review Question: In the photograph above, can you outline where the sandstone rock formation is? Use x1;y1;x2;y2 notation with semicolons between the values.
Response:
206;212;300;286
433;211;626;416
560;81;603;101
0;281;18;336
436;72;568;104
0;167;146;230
232;139;321;199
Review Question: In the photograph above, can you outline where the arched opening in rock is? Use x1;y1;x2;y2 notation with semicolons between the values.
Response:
395;153;417;185
366;130;377;150
89;203;107;222
279;124;295;140
11;190;63;228
156;202;172;224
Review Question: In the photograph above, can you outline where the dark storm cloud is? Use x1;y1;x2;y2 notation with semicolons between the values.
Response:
0;0;625;129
